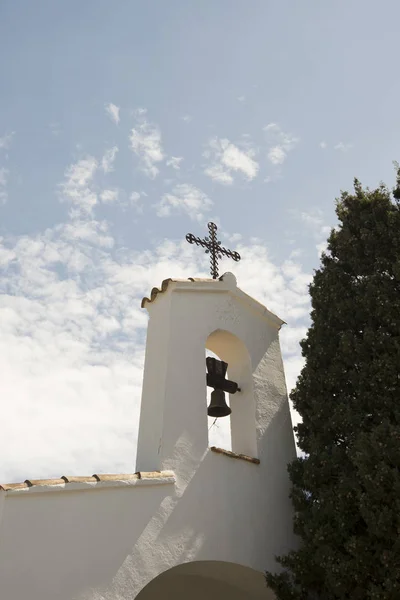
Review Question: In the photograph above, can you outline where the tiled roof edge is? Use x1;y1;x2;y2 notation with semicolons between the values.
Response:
141;276;218;308
0;471;175;493
140;274;285;328
210;446;260;465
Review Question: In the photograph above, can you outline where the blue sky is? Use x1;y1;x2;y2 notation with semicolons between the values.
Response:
1;1;399;481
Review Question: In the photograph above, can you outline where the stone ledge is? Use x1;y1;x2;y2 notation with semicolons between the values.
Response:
210;446;260;465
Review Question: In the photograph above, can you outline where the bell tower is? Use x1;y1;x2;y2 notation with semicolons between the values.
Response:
135;272;296;475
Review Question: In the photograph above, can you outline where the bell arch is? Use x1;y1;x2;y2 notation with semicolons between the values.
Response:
135;560;276;600
206;329;257;458
205;348;232;451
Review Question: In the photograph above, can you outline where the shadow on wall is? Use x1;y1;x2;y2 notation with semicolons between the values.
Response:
147;402;294;574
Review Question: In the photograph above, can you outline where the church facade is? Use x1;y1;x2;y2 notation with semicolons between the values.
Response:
0;273;296;599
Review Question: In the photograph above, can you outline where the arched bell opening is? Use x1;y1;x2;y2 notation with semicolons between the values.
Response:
135;560;276;600
206;329;258;459
205;348;232;451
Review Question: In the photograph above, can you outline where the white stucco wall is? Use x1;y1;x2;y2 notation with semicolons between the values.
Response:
0;274;297;600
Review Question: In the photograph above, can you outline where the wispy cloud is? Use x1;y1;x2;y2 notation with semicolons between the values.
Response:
130;109;164;179
182;115;192;123
264;123;299;165
289;208;331;257
100;189;119;204
64;157;97;188
156;183;212;220
49;122;62;136
166;156;183;170
0;132;14;150
130;191;141;203
105;103;120;125
334;141;353;152
101;146;118;173
60;156;98;217
319;141;327;149
130;191;144;214
63;219;114;249
0;167;9;204
204;137;259;185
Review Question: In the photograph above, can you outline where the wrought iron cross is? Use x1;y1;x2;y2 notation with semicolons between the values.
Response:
185;222;241;279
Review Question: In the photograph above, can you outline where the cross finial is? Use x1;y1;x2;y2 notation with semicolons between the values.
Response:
185;222;241;279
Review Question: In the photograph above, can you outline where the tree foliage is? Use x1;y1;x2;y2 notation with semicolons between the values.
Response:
266;167;400;599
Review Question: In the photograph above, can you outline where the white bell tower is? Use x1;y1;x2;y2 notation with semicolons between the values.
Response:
135;272;296;476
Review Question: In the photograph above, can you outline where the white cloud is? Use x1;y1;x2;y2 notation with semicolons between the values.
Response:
334;142;353;152
299;209;325;229
204;137;259;185
289;248;303;259
0;135;14;204
101;146;118;173
60;156;98;217
182;115;192;123
290;208;332;257
64;157;97;188
129;191;144;214
105;103;120;125
130;109;164;178
156;183;212;221
225;232;242;244
0;132;14;150
0;167;8;204
100;189;119;204
62;219;114;249
268;146;286;165
264;123;299;165
0;167;8;186
166;156;183;170
237;95;246;102
204;163;234;185
130;191;141;203
319;141;327;149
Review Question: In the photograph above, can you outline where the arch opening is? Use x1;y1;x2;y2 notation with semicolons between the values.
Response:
206;348;232;451
205;329;258;458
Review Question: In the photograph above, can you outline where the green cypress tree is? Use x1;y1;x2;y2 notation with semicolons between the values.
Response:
266;168;400;600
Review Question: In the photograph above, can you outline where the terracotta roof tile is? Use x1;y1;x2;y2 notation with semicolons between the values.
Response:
0;482;29;491
61;475;98;484
210;446;260;465
0;471;175;493
138;471;174;479
25;478;65;487
92;473;139;482
141;276;218;308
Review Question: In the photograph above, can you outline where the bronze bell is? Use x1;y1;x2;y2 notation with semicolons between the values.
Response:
207;389;231;418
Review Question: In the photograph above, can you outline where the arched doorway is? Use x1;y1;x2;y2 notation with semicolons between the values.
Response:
136;561;276;600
